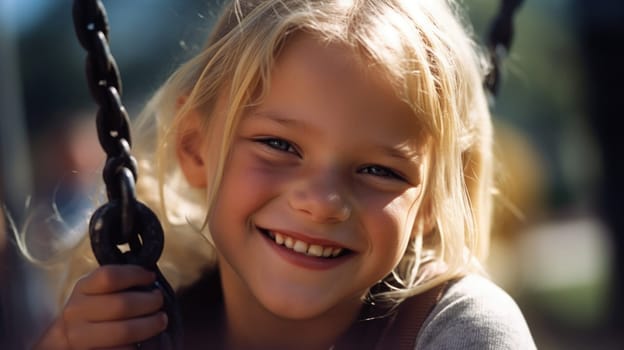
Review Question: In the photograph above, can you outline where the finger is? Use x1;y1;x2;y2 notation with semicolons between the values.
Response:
77;265;156;295
67;312;168;349
65;289;164;322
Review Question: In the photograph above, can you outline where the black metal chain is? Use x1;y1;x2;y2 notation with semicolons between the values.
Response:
72;1;182;348
484;0;525;98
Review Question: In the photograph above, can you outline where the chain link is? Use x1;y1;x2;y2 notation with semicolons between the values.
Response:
72;1;182;348
484;0;524;98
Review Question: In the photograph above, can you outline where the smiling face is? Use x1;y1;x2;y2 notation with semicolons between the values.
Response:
181;33;429;325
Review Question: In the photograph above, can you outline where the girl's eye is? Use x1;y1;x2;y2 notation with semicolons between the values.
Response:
255;137;298;155
360;165;405;181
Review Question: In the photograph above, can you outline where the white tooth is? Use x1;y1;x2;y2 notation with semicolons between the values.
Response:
293;240;309;253
285;237;294;248
331;248;343;257
307;245;323;257
275;233;285;245
322;246;333;257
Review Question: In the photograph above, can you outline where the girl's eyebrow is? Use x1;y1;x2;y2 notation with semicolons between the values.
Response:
249;109;423;162
380;145;424;163
248;110;308;129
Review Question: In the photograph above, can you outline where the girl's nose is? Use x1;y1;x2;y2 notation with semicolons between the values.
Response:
288;174;351;223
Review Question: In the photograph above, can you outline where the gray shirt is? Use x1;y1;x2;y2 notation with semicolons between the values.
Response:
416;274;537;349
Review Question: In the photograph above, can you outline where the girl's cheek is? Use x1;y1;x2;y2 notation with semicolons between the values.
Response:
249;163;297;189
363;189;422;233
235;149;298;187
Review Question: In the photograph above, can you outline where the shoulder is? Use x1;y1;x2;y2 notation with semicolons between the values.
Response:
415;274;537;350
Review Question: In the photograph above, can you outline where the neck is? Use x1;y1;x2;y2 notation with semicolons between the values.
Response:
219;266;363;350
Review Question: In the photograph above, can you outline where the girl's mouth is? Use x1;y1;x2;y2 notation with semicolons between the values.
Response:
258;227;350;259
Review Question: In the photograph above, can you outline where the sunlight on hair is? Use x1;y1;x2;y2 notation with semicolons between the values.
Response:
336;0;354;9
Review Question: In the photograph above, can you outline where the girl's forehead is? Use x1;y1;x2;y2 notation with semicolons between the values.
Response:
271;34;398;110
248;33;429;150
276;33;374;79
284;36;416;110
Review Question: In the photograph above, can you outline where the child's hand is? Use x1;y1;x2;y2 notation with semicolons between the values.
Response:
34;265;168;350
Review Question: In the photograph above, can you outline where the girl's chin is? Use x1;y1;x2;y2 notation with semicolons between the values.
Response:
256;288;337;320
250;279;365;323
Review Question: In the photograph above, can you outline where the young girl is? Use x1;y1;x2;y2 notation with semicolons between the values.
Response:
34;0;536;348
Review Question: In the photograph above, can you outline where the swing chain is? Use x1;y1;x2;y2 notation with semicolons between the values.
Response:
484;0;524;97
72;1;182;348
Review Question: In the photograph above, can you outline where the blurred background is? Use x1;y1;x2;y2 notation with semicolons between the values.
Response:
0;0;622;348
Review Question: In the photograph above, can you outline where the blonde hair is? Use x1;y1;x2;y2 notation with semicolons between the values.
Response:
61;0;493;304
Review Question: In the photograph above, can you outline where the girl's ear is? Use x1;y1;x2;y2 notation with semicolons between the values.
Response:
176;109;207;188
